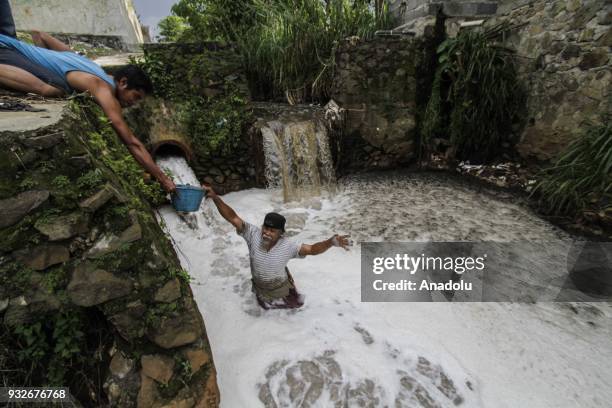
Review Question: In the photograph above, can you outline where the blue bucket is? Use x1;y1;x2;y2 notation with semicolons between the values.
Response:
171;184;206;212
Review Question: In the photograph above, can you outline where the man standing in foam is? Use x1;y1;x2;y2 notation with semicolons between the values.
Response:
0;0;175;193
202;185;351;309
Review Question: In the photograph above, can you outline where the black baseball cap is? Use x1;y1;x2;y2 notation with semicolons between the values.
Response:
263;212;286;231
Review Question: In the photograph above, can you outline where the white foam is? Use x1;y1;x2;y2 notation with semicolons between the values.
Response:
156;158;612;408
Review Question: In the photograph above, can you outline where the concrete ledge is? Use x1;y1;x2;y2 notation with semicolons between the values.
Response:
0;102;66;133
93;53;143;75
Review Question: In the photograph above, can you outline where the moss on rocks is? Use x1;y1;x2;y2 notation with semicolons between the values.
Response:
1;96;218;406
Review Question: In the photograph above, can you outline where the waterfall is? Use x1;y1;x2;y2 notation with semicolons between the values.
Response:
260;118;336;202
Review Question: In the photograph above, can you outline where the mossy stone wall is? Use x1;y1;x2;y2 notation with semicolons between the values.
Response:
0;98;219;407
330;35;425;172
486;0;611;161
138;42;263;194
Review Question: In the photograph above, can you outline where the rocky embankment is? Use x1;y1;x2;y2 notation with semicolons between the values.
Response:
0;93;219;407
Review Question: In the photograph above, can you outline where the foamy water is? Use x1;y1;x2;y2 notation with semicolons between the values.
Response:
156;156;612;408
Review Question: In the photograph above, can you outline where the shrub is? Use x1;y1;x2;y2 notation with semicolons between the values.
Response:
178;90;250;156
161;0;394;102
422;23;527;163
533;120;612;216
157;15;190;42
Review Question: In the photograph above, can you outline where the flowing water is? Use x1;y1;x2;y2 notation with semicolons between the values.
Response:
260;116;335;202
156;156;612;408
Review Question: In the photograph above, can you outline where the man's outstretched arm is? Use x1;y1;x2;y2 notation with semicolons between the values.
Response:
71;75;176;193
202;185;244;231
299;234;350;256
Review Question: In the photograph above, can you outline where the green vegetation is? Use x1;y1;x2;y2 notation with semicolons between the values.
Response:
533;120;612;216
134;53;253;157
16;32;34;44
39;160;56;174
70;43;117;59
143;1;394;159
157;15;193;42
42;265;69;293
145;301;180;327
161;0;258;42
51;175;71;190
422;24;527;163
18;176;37;191
0;216;39;253
158;0;393;102
143;1;394;162
76;169;104;192
7;310;85;386
178;91;249;155
238;0;393;101
0;262;34;294
168;266;192;284
33;208;62;226
72;99;166;207
178;357;193;381
2;307;112;405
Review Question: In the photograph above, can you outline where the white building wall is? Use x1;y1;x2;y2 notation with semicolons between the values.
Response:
9;0;144;49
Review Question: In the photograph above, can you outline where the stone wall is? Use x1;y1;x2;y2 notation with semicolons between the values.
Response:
9;0;144;50
51;33;127;53
486;0;611;161
392;0;611;162
142;42;249;101
330;35;424;172
193;132;264;194
0;98;219;407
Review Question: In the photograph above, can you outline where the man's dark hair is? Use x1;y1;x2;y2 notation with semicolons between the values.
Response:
114;64;153;94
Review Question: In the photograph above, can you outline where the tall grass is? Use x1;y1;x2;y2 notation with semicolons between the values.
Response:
228;0;394;102
163;0;393;102
422;23;527;163
533;120;612;216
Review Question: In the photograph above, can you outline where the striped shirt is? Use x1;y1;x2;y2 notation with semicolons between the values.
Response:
238;222;304;287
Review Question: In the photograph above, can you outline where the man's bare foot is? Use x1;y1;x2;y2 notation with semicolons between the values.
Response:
30;30;43;47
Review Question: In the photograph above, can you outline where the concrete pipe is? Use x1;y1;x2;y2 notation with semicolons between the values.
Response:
149;128;194;163
144;100;194;162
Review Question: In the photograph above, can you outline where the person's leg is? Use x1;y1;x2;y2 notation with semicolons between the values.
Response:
255;295;271;310
30;30;71;52
0;0;17;38
260;269;304;309
284;270;304;308
0;47;70;95
0;64;64;97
